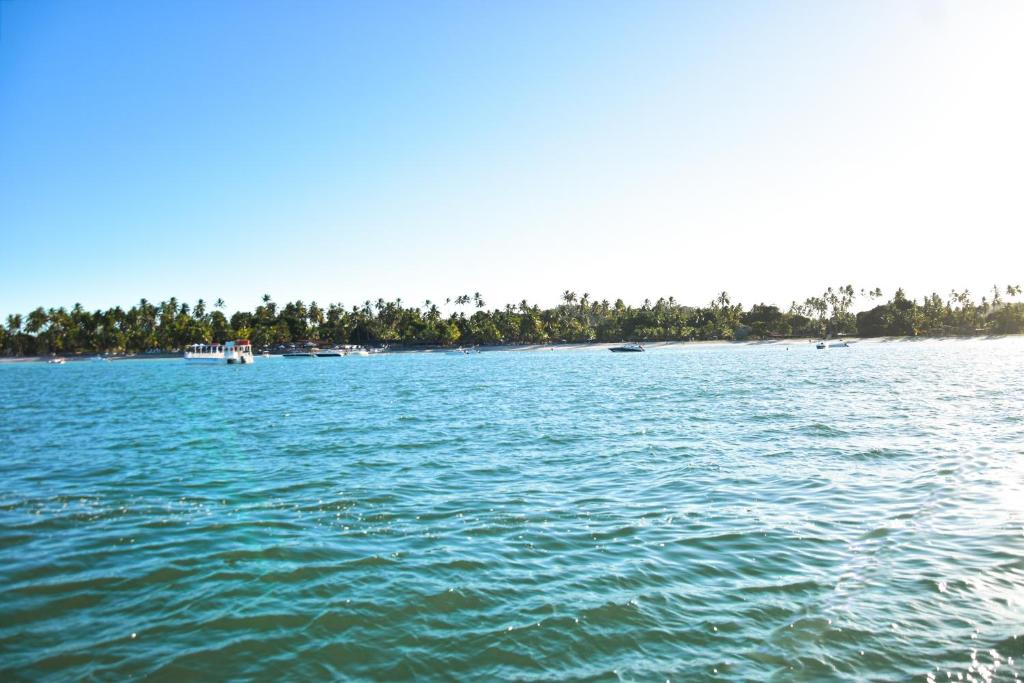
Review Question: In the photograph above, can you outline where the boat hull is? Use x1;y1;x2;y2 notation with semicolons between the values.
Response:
185;353;255;364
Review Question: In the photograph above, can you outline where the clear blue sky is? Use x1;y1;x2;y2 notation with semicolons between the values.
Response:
2;0;1022;317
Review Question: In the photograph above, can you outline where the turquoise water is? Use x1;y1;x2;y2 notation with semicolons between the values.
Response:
1;339;1023;681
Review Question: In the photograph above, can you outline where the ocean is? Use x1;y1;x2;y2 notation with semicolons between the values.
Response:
1;339;1022;680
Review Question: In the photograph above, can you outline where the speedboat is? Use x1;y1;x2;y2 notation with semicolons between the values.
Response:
47;357;66;365
829;341;850;348
315;347;346;357
610;343;644;352
816;341;827;349
283;348;317;358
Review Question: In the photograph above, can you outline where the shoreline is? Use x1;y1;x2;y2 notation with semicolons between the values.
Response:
1;334;1018;363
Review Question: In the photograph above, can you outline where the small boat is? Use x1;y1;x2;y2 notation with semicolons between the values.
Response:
450;346;480;355
184;339;254;364
312;345;371;357
47;357;66;365
609;343;644;353
283;348;318;358
816;341;827;350
829;341;850;348
261;352;271;358
91;355;110;362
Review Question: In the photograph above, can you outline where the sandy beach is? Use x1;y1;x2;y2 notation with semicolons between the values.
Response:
3;335;1018;363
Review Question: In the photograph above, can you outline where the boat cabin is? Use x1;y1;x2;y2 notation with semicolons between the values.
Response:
184;339;254;364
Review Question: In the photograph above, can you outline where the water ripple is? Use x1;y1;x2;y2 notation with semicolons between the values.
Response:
1;338;1023;680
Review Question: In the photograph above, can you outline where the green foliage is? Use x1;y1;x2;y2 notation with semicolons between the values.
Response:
855;285;1024;337
3;284;1022;356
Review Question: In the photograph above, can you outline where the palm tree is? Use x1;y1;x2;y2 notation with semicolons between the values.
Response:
25;308;48;335
5;314;22;334
308;301;324;327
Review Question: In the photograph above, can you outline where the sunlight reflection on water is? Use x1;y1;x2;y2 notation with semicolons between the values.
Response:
0;337;1022;680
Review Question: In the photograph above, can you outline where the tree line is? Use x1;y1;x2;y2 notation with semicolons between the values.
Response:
2;285;1023;356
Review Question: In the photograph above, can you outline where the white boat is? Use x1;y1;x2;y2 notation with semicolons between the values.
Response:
829;341;850;348
91;355;110;362
47;357;66;365
610;343;644;353
337;344;371;356
184;339;254;364
450;346;480;354
816;341;827;349
283;347;317;358
305;345;369;357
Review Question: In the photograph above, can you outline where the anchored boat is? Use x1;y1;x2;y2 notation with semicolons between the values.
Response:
184;339;254;364
283;347;317;358
450;346;480;355
609;343;644;353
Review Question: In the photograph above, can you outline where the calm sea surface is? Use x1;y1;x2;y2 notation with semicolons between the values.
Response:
1;339;1023;681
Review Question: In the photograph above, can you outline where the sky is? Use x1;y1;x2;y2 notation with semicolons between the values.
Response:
1;0;1022;317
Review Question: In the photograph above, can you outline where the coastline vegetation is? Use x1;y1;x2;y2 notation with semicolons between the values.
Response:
3;285;1023;356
